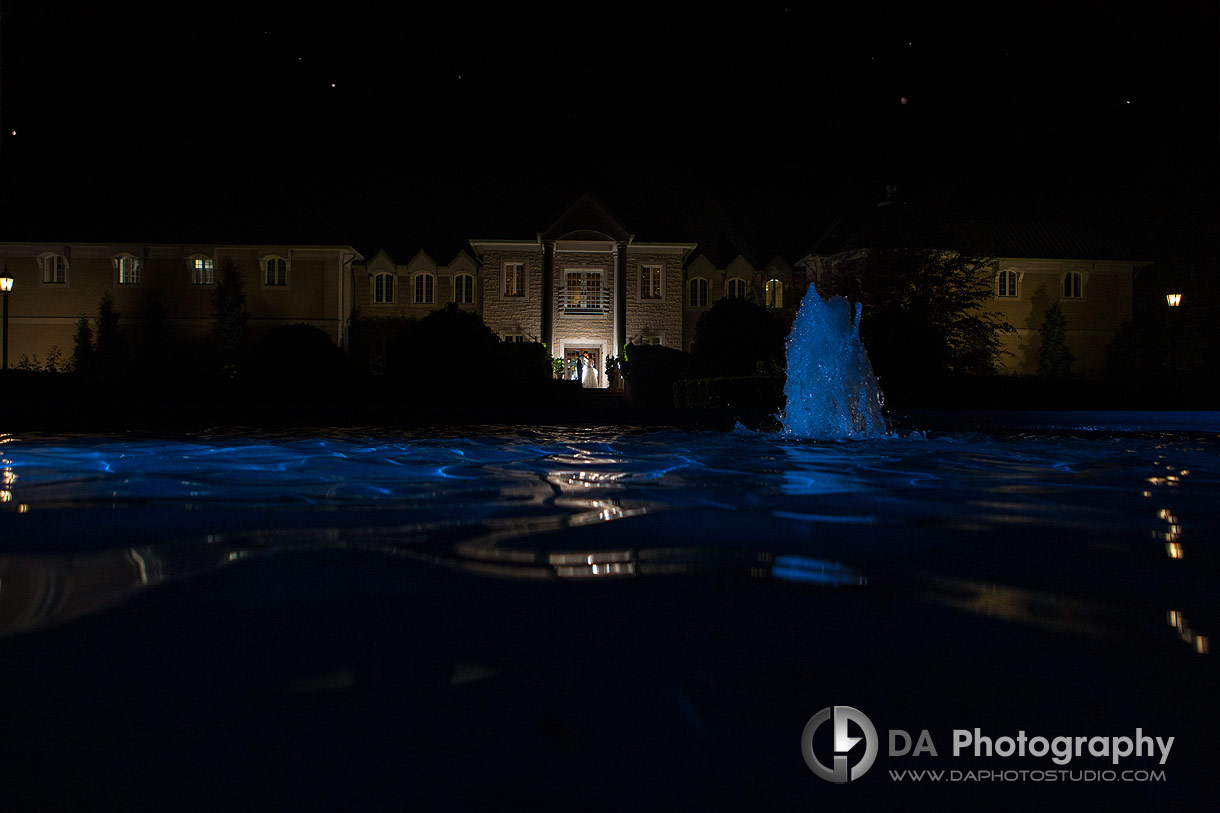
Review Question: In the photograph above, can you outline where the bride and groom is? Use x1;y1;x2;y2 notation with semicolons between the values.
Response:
570;352;600;388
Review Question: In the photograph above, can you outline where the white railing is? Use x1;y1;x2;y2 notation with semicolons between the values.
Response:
558;286;610;313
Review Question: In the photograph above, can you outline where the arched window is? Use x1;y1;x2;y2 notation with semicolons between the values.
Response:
1063;271;1083;299
688;278;708;308
454;273;474;304
264;257;288;286
190;256;215;285
727;278;747;298
42;254;68;284
373;272;395;303
765;279;783;308
996;269;1018;298
116;254;141;284
414;272;435;304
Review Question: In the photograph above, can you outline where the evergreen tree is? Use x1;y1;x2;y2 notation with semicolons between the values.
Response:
72;315;95;374
211;258;249;378
1037;303;1075;378
94;293;126;374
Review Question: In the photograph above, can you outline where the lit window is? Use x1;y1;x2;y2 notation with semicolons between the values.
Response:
688;278;708;308
996;269;1018;298
562;268;604;312
265;257;288;286
1063;271;1082;299
374;272;395;303
503;262;525;297
43;255;67;284
414;273;435;304
640;264;663;300
765;279;783;308
193;257;215;285
640;336;661;346
118;255;141;284
454;273;474;304
727;278;746;298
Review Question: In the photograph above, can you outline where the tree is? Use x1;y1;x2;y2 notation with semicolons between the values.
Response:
72;316;95;375
211;258;249;378
1037;303;1075;378
688;296;786;378
823;247;1014;375
384;303;499;403
94;293;126;374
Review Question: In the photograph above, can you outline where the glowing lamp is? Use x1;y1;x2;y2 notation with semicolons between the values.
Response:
1;269;10;371
1166;293;1182;307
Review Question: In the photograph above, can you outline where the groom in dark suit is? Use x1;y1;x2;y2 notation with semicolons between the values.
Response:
573;352;583;384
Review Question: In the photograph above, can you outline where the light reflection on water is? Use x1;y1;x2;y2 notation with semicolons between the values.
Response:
0;425;1216;658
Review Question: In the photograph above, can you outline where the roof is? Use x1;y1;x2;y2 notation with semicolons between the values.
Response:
540;194;634;243
805;199;1140;262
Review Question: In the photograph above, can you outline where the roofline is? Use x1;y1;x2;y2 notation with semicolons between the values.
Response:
0;240;363;259
628;242;698;252
467;238;542;248
799;248;1151;266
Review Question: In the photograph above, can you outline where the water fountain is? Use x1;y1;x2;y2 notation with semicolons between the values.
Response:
781;283;888;439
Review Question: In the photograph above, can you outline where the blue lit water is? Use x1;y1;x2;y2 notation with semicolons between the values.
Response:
1;422;1216;809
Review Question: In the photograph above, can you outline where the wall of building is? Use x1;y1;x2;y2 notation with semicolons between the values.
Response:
623;247;685;351
476;245;544;342
0;242;354;366
552;248;615;364
680;254;804;353
990;258;1134;377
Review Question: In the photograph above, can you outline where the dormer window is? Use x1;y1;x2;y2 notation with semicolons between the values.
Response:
373;272;395;304
688;278;709;308
996;269;1018;298
192;256;215;285
116;254;141;284
765;279;783;308
42;254;68;284
264;256;288;286
454;273;474;304
727;278;747;298
414;272;435;304
1063;271;1083;299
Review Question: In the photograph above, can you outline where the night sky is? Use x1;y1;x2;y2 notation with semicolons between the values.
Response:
0;3;1215;264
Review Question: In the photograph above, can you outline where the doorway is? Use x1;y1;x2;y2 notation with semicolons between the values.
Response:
564;346;601;387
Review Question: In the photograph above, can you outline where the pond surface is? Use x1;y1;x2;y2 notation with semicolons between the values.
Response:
0;420;1216;809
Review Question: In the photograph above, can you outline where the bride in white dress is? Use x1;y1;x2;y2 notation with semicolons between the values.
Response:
580;353;600;388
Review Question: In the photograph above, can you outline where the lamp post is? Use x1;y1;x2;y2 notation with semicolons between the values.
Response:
0;268;13;371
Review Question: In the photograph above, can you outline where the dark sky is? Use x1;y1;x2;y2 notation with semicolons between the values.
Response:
1;3;1216;263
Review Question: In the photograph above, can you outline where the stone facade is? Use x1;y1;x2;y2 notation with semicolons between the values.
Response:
624;246;686;350
474;243;545;342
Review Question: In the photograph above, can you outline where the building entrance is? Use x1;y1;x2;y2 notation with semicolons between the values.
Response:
564;347;601;387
